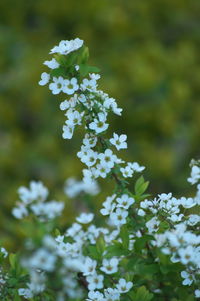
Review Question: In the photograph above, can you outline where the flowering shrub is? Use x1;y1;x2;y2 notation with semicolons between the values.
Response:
1;38;200;301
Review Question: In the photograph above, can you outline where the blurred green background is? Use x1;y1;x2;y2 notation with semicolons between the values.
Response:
0;0;200;247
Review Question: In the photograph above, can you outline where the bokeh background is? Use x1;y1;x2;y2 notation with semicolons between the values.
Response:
0;0;200;248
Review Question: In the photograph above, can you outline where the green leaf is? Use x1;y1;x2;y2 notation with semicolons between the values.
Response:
128;286;153;301
134;235;154;253
96;234;105;254
105;242;130;258
87;245;101;260
135;176;149;196
50;66;67;77
9;253;17;269
120;225;129;249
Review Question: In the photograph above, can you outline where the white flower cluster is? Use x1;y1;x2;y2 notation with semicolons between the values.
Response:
187;163;200;185
64;176;99;198
150;166;200;293
19;211;135;300
139;192;199;226
12;38;200;300
100;194;135;227
12;181;64;221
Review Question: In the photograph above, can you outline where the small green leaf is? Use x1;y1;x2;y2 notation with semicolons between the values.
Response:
120;225;129;249
128;286;153;301
9;253;17;269
135;176;149;195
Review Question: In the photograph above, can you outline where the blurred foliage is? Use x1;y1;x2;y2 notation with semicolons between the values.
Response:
0;0;200;248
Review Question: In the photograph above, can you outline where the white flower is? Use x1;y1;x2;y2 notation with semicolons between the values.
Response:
110;133;127;150
76;213;94;224
137;209;145;216
78;148;98;167
89;113;109;134
103;97;122;116
104;288;120;300
100;195;116;216
39;72;50;86
0;247;8;258
120;165;133;178
50;38;84;55
146;217;160;234
86;273;104;291
83;133;97;148
30;248;56;272
81;78;97;92
128;162;145;172
62;78;79;95
49;76;64;94
82;257;97;276
110;208;128;226
60;96;77;111
195;289;200;298
12;204;28;219
116;278;133;293
18;181;48;204
30;201;64;220
89;73;101;80
95;164;111;178
65;109;82;126
98;149;117;169
43;58;60;69
62;125;74;139
66;223;82;237
100;258;119;274
188;165;200;185
180;271;194;286
87;291;105;301
178;246;194;264
116;194;135;209
18;288;33;299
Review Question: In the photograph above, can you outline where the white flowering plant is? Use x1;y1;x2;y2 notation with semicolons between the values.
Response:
1;38;200;301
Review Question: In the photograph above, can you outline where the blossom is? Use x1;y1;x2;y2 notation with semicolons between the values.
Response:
86;273;104;291
86;291;105;301
29;248;56;272
110;133;127;150
81;78;97;91
120;165;133;178
128;162;145;172
82;257;97;276
116;278;133;293
65;109;82;126
0;247;8;258
146;217;160;233
49;76;65;94
18;181;48;204
195;290;200;298
180;271;194;286
38;72;50;86
104;288;120;300
100;258;119;274
98;149;117;169
62;78;79;95
100;195;116;216
116;194;135;209
110;208;128;226
76;213;94;224
50;38;84;55
89;112;109;134
188;165;200;185
43;58;59;69
12;204;28;219
62;125;74;139
95;164;111;178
